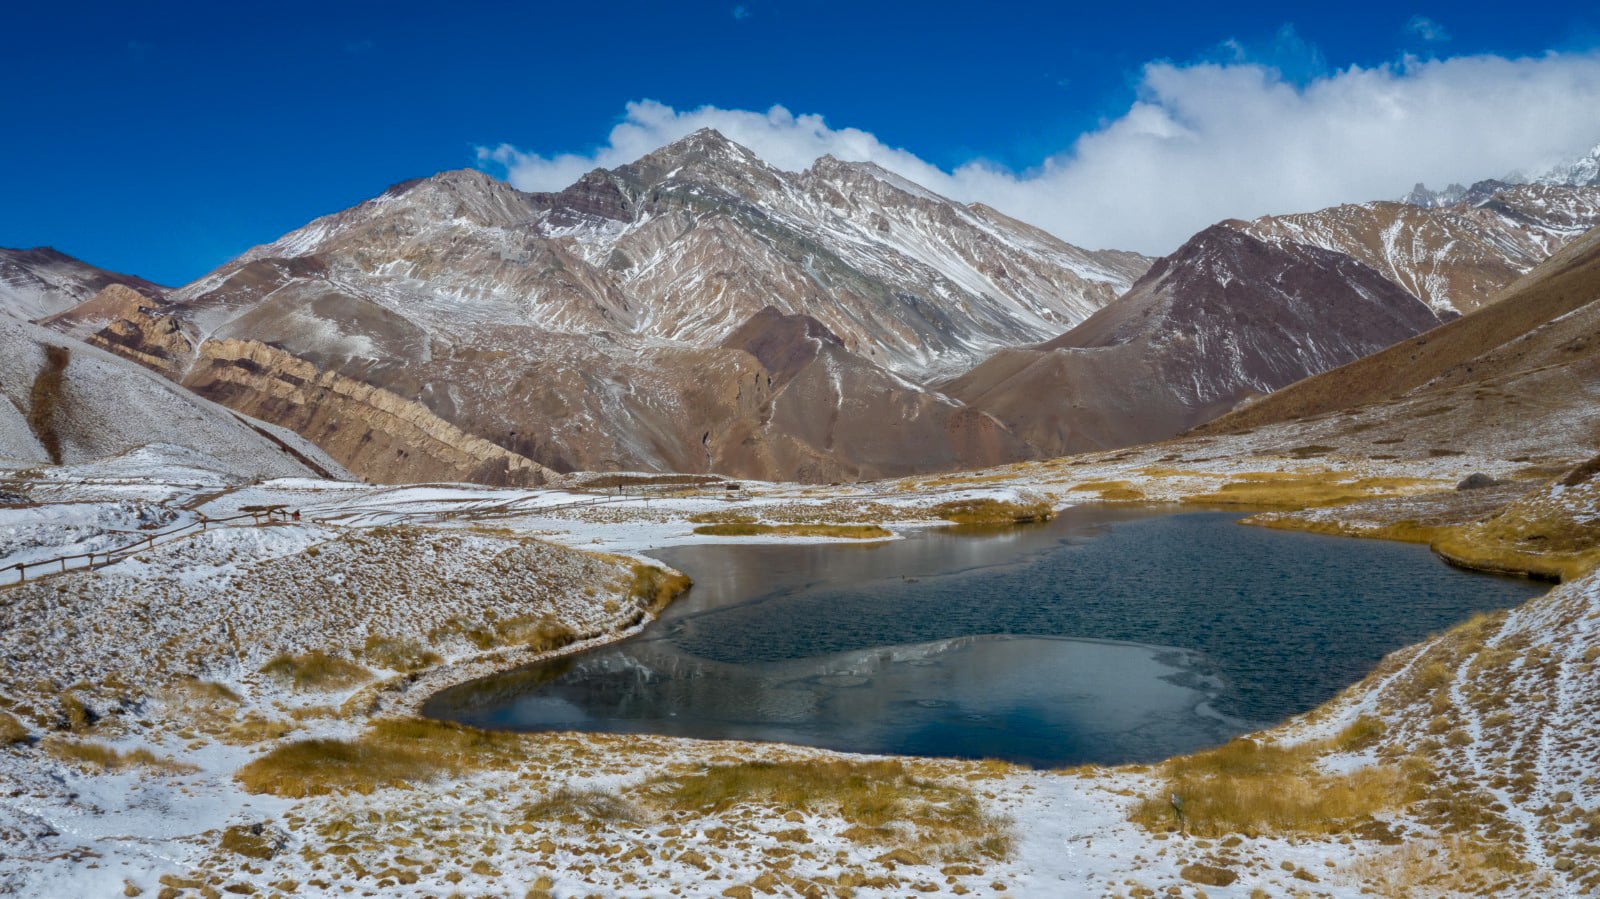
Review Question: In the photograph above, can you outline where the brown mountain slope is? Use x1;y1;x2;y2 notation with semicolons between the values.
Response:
1196;222;1600;439
0;247;166;321
944;226;1442;455
715;307;1034;481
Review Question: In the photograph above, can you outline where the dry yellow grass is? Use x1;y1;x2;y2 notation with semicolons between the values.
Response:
687;510;755;524
362;635;443;673
929;499;1053;525
1182;473;1435;510
644;759;1012;859
218;823;284;860
1131;718;1424;838
59;692;94;732
260;650;372;691
1253;463;1600;581
1250;516;1445;545
216;714;296;746
0;710;28;744
1430;481;1600;581
1068;480;1147;502
692;522;892;539
235;718;533;797
629;563;692;611
172;679;243;705
1342;837;1540;896
235;737;437;797
525;785;642;824
43;737;197;774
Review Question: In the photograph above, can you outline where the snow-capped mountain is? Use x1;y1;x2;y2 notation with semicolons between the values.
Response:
1245;181;1600;313
54;131;1116;483
1535;141;1600;187
216;128;1149;379
945;225;1443;455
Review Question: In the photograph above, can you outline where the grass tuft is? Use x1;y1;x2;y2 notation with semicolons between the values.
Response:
362;636;442;673
43;737;197;774
525;785;642;824
930;499;1053;525
235;737;436;797
629;563;692;611
1130;720;1426;838
235;718;535;797
691;522;891;539
0;710;29;744
260;650;372;691
1182;473;1434;510
644;759;1011;859
1068;481;1146;502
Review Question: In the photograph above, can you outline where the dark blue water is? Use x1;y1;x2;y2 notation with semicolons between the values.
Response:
425;508;1542;766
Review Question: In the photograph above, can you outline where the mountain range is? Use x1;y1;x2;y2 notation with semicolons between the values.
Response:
11;132;1600;484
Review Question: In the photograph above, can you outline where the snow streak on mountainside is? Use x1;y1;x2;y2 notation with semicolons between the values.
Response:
225;128;1149;378
0;247;166;321
1241;181;1600;313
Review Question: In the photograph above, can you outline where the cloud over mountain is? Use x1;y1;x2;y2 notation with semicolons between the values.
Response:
481;50;1600;254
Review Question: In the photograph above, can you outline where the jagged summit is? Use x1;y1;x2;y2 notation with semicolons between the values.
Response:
616;128;779;189
1537;140;1600;187
1402;140;1600;206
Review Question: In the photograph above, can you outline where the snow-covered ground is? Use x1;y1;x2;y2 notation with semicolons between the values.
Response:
1;438;1596;897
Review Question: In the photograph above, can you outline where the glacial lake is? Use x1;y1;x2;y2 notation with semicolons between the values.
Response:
424;508;1543;767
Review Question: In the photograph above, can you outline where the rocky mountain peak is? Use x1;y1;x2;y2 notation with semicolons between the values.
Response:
804;156;947;207
379;168;538;227
618;128;777;188
1537;141;1600;187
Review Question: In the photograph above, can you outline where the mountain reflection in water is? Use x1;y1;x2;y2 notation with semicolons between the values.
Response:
425;508;1541;767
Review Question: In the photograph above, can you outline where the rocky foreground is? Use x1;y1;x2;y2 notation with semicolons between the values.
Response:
0;429;1596;897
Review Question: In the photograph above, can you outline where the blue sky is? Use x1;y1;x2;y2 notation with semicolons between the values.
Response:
4;2;1599;285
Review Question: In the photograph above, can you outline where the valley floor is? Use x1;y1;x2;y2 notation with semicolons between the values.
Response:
1;428;1597;898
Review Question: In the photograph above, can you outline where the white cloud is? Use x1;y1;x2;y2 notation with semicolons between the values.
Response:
1406;15;1451;43
479;51;1600;255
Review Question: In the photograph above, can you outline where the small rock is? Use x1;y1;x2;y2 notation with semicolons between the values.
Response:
876;848;928;867
1179;864;1238;887
1456;473;1498;491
